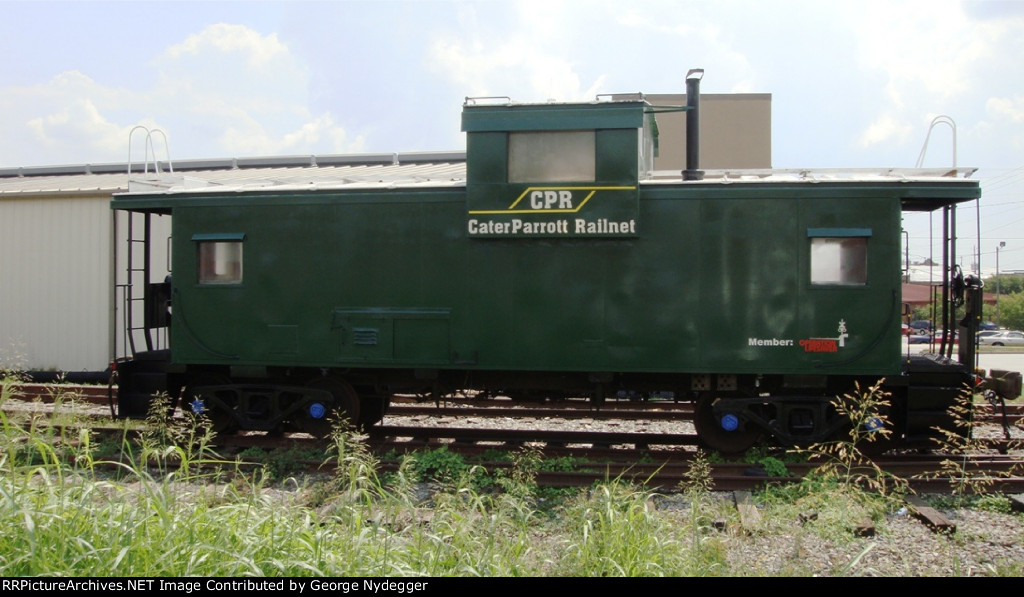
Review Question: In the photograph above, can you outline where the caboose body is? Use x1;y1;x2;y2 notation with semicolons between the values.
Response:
112;77;1019;452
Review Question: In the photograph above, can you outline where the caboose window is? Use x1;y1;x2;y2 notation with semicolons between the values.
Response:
810;237;867;286
508;131;595;183
194;233;244;285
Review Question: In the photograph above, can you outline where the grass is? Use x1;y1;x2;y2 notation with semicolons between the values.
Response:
1;374;1024;576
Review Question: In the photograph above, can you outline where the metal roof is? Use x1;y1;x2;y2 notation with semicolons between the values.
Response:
1;150;978;200
648;167;979;183
0;151;467;197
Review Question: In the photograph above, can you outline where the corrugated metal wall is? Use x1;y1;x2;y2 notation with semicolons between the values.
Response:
0;194;112;372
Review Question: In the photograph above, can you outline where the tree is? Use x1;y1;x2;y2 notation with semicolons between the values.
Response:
992;292;1024;332
911;305;937;325
984;274;1024;296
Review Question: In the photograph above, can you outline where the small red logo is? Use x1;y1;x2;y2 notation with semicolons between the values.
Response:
799;339;839;353
799;319;848;353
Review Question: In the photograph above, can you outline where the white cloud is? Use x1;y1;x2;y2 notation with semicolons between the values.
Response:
1;71;145;164
988;96;1024;124
841;0;1024;157
984;95;1024;155
163;23;290;69
219;113;365;157
430;35;604;102
858;113;913;148
608;4;761;93
149;24;361;156
848;1;1007;99
0;24;363;167
428;1;764;103
26;98;124;154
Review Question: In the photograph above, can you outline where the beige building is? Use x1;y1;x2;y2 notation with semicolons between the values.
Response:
649;93;772;171
614;93;773;171
0;174;122;374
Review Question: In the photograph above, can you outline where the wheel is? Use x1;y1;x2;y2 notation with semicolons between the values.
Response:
300;376;361;438
693;392;762;454
850;400;900;458
181;374;235;433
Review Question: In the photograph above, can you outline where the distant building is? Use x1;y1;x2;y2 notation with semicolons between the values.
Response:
613;93;772;170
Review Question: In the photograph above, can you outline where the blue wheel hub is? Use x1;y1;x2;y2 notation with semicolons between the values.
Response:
308;402;327;419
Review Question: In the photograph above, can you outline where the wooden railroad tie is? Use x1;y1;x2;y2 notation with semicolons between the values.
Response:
905;496;956;534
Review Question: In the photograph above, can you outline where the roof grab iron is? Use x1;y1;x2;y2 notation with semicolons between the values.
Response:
915;115;956;169
127;126;174;177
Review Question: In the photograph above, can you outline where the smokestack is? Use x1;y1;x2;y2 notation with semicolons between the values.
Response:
683;68;704;181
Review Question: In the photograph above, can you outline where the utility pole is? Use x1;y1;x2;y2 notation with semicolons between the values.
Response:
997;241;1006;327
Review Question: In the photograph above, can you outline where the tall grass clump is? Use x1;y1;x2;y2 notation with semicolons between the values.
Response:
0;384;557;577
552;468;729;577
129;392;224;477
738;379;911;575
926;385;1022;497
0;372;94;476
362;445;545;576
792;379;907;497
677;449;731;575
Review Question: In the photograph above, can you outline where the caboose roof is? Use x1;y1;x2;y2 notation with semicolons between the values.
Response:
108;162;979;213
0;148;979;214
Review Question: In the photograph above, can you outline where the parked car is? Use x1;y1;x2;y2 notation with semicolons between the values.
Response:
978;330;1004;339
909;320;933;332
980;321;999;331
978;330;1024;347
907;333;932;345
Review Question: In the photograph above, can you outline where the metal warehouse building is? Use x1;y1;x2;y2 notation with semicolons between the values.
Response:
0;93;772;374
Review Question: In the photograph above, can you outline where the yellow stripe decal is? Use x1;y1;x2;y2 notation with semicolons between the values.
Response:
469;186;635;215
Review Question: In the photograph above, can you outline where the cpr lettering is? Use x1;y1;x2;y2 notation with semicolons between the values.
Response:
530;190;573;209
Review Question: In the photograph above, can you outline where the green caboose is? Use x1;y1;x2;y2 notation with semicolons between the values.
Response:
113;78;1012;452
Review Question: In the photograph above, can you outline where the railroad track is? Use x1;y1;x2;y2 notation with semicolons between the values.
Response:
8;382;1024;422
6;381;1024;494
39;418;1024;494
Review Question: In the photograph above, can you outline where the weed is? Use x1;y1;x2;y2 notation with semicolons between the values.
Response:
126;392;232;484
790;379;908;497
681;448;714;496
323;419;384;508
476;448;513;463
973;494;1013;515
242;445;323;481
926;386;1023;498
537;454;585;472
677;448;731;572
555;478;727;576
408;446;470;484
496;445;541;500
237;446;267;460
742;447;793;477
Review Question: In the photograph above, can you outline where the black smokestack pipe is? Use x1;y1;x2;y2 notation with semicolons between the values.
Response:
683;68;704;181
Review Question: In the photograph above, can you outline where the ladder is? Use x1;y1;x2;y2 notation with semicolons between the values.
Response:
116;210;169;359
116;126;173;360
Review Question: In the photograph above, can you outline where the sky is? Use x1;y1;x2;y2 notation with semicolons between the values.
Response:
1;0;1023;271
